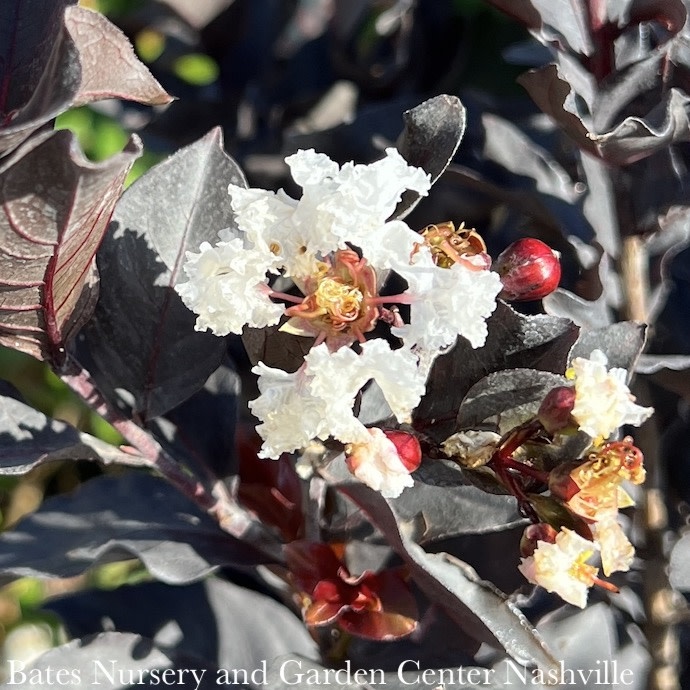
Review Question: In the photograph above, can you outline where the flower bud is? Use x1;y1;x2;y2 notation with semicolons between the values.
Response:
520;523;558;558
382;430;422;472
493;238;561;301
538;386;576;434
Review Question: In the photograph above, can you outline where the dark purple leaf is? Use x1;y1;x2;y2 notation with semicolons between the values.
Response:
0;380;135;474
242;324;314;372
65;6;172;107
394;94;466;220
149;360;240;479
0;130;141;364
0;473;271;584
3;632;219;690
83;129;245;421
332;476;558;673
415;302;579;441
456;369;566;430
0;0;78;154
518;65;597;156
392;461;525;542
0;3;171;157
47;578;317;672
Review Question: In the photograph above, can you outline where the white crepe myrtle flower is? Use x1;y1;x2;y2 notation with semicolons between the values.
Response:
228;148;431;274
568;349;653;440
250;342;426;459
392;251;502;350
346;428;415;498
592;514;635;577
518;528;599;608
176;234;284;335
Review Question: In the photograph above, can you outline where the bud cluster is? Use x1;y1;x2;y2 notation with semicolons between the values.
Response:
443;349;652;608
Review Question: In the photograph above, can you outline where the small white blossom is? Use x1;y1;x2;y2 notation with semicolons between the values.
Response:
592;514;635;577
306;340;426;426
392;251;502;350
569;349;653;439
346;428;415;498
176;235;283;335
518;529;599;608
250;342;426;459
248;364;327;458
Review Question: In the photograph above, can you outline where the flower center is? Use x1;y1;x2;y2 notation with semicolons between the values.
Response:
568;549;597;584
314;277;364;330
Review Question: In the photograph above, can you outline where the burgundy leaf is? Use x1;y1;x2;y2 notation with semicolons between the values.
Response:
65;6;173;107
0;2;171;158
0;0;80;155
0;129;142;364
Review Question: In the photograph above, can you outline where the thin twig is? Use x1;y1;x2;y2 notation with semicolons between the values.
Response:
620;236;681;690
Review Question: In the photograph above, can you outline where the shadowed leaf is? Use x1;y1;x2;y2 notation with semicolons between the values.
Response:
47;579;318;672
0;380;137;474
0;473;271;584
83;128;246;420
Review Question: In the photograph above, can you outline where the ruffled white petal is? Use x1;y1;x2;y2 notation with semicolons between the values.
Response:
518;529;599;608
176;237;283;335
570;349;654;439
393;252;502;350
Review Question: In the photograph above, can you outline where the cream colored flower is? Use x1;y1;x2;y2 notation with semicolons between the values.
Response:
569;349;653;440
518;529;599;608
346;428;415;498
592;515;635;577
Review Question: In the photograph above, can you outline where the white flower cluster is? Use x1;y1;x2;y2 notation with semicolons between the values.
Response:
176;148;503;492
569;349;653;440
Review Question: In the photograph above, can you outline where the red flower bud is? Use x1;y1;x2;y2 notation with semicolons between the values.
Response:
382;430;422;472
493;238;561;301
520;523;558;558
538;386;576;434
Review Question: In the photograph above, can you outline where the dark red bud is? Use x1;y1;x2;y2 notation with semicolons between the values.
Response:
538;386;576;434
520;523;558;558
493;238;561;301
383;431;422;472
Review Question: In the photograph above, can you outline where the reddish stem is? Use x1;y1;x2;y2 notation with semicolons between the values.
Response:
60;354;281;556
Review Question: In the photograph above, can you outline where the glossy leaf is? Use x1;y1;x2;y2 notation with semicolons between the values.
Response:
83;128;246;420
415;302;579;441
0;130;141;364
456;369;566;431
394;94;466;220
